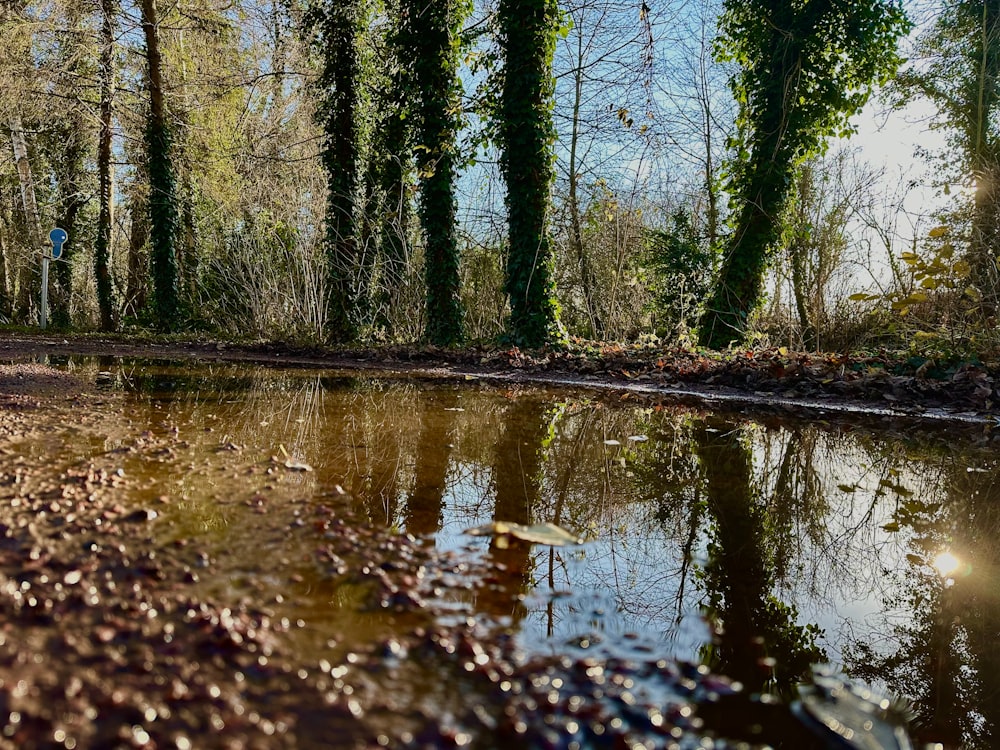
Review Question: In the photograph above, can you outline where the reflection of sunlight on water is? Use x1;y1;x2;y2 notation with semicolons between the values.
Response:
932;551;962;579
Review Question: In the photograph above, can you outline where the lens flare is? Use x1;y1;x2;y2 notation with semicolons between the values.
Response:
932;551;961;578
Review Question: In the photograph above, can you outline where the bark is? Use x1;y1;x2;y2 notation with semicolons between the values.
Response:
9;116;41;322
789;235;817;350
0;230;11;320
567;30;603;339
125;197;149;319
967;0;1000;312
95;0;117;331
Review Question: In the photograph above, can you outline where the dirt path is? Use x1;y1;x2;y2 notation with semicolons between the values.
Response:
2;333;998;429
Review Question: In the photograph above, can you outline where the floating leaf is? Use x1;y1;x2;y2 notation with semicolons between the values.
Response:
905;553;923;565
464;521;583;547
627;435;649;442
882;521;901;532
928;225;948;238
837;483;858;493
278;444;313;472
603;439;621;446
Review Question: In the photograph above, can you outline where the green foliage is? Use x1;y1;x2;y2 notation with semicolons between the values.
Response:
699;0;909;350
645;210;718;337
496;0;566;348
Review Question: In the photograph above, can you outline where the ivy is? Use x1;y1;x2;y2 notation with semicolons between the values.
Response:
496;0;566;348
303;0;363;344
698;0;909;349
147;117;181;332
401;0;470;346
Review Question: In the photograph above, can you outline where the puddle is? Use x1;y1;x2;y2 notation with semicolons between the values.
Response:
1;356;996;748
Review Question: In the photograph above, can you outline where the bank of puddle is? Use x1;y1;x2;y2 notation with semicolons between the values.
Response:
3;355;997;748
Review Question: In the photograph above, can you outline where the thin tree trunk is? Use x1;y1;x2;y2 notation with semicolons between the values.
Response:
9;116;41;322
567;29;602;340
51;121;87;329
0;229;11;320
95;0;117;330
125;198;149;318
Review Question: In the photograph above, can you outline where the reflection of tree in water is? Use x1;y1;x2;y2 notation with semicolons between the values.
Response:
474;396;556;624
693;418;825;695
759;427;829;584
845;456;1000;748
404;390;462;538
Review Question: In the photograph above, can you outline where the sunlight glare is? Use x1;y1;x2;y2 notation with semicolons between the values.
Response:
932;551;961;578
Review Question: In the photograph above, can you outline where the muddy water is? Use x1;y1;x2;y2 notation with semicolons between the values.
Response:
8;357;1000;748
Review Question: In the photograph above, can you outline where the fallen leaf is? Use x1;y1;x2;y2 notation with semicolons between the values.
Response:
464;521;583;546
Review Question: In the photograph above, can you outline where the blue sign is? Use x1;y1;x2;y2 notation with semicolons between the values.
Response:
49;228;67;259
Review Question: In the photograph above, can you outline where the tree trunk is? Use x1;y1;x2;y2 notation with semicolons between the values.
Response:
789;235;817;350
320;2;361;343
698;102;796;350
374;3;412;338
498;0;563;347
51;121;87;329
9;116;41;323
140;0;181;332
970;157;1000;311
125;196;149;319
404;0;465;346
95;0;117;331
967;1;1000;312
0;229;11;320
567;29;603;340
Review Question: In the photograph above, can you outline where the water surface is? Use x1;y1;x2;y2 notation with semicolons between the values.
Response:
20;358;1000;747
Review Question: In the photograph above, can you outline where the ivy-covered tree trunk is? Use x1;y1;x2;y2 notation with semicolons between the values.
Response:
51;122;86;329
698;0;907;349
95;0;117;331
701;128;796;350
314;2;362;343
402;0;467;346
140;0;181;333
497;0;564;348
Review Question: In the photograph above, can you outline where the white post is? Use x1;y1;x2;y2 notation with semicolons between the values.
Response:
40;254;49;330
